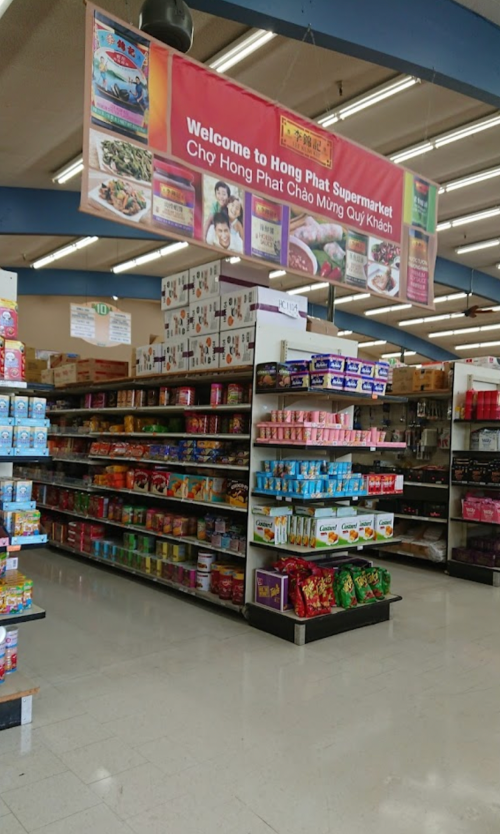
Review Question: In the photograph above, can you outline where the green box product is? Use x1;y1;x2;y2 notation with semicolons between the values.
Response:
337;517;360;547
373;510;395;541
311;518;340;549
123;532;138;550
294;506;337;518
356;513;375;542
253;514;288;545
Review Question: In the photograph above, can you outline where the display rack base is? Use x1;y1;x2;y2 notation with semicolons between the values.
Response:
0;604;46;626
447;559;500;586
0;673;39;731
247;595;401;645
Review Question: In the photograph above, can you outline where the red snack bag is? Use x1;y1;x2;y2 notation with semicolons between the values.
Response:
298;575;330;618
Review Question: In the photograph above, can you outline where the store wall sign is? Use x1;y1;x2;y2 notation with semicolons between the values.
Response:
81;4;438;309
70;302;131;347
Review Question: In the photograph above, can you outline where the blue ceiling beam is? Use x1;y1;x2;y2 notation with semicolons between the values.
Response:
435;256;500;302
16;268;161;300
0;187;163;241
190;0;500;108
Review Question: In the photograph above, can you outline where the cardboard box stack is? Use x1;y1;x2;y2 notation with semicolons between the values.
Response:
53;358;128;387
391;365;447;395
145;259;308;376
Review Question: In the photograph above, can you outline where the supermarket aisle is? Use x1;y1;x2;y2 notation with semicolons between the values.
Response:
2;551;500;834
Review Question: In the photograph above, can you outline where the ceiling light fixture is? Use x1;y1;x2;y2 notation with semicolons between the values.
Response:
435;292;467;304
52;155;84;185
335;293;370;305
390;113;500;165
365;303;412;316
437;207;500;232
112;295;119;301
399;312;464;327
337;330;353;336
112;241;188;274
360;340;387;347
269;269;286;279
32;236;98;269
225;257;241;265
318;76;418;129
456;339;500;350
0;0;15;17
288;285;312;295
456;238;500;255
431;322;500;339
439;165;500;195
382;351;417;358
209;29;276;74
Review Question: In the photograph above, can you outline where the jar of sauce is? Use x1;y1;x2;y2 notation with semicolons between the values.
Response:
152;161;195;237
345;231;368;289
407;229;429;305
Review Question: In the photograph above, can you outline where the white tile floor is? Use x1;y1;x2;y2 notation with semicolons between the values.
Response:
2;549;500;833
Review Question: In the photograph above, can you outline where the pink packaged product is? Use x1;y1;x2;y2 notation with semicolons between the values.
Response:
344;357;362;375
462;497;482;521
0;300;18;339
480;500;500;524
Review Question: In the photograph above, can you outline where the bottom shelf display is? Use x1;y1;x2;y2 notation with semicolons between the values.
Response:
47;539;244;613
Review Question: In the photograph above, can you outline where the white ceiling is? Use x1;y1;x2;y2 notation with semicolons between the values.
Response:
1;0;500;362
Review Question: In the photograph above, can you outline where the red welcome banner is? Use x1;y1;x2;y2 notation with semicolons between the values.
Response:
82;4;438;308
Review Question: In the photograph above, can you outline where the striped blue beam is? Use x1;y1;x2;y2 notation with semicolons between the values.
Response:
16;269;161;300
0;187;163;241
191;0;500;108
435;257;500;302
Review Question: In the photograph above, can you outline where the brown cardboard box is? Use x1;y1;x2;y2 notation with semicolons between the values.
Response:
41;369;54;384
391;367;416;394
50;353;80;369
76;359;129;382
306;316;338;337
414;368;446;391
54;364;78;386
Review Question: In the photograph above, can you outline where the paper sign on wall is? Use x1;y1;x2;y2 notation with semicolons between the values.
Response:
81;4;438;309
70;302;131;347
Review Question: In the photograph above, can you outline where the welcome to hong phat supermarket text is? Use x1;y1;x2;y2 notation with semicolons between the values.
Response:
185;118;395;235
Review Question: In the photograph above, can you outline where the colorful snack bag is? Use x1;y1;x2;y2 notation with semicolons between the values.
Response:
297;575;329;618
335;570;357;609
351;568;376;604
315;567;335;610
365;566;385;600
379;567;392;596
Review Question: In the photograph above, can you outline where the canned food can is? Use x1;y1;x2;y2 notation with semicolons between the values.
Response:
197;552;215;572
196;571;211;591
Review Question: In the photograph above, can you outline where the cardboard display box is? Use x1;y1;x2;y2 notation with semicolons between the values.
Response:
306;316;338;336
54;364;78;387
219;287;307;332
76;359;129;382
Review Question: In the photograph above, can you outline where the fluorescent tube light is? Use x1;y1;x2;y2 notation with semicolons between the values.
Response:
337;331;353;336
360;340;387;347
439;165;500;194
112;241;188;274
400;312;464;326
334;293;370;305
456;339;500;350
456;239;500;255
382;351;416;358
288;285;311;295
52;155;84;185
309;282;330;291
365;303;412;316
225;257;241;265
435;293;467;303
432;323;500;339
391;114;500;165
390;142;433;164
269;270;286;279
0;0;15;17
32;236;98;269
438;207;500;232
318;76;418;129
209;29;276;74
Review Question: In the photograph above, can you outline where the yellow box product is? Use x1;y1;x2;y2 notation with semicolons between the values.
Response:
356;513;375;542
171;543;187;562
337;517;360;547
13;510;40;537
311;518;340;548
167;474;188;499
374;511;395;541
187;475;206;501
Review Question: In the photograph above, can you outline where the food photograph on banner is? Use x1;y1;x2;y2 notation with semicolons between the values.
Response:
82;3;438;309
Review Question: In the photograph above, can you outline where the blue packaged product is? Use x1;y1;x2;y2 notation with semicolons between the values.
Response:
29;397;47;419
372;380;387;396
359;360;375;379
31;426;48;449
10;396;28;418
311;354;345;373
13;480;32;502
13;426;30;448
0;425;13;450
0;395;9;418
0;480;13;502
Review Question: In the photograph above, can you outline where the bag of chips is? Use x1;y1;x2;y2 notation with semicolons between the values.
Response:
297;574;331;618
379;567;392;596
365;566;385;600
335;569;357;609
351;568;376;604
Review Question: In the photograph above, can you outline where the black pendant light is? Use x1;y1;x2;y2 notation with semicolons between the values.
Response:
139;0;194;53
